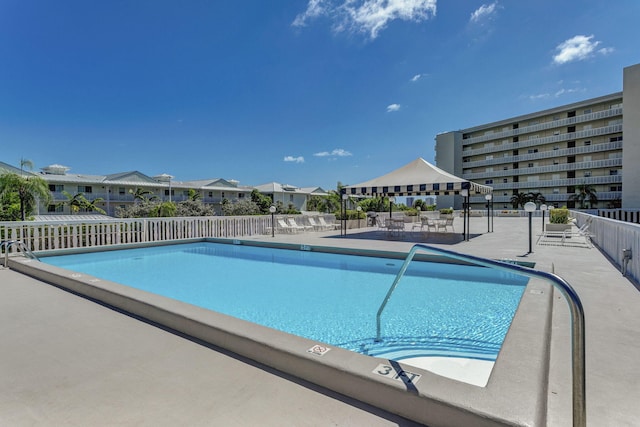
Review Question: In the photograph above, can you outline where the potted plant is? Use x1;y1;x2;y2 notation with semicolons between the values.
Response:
439;208;454;219
546;207;572;232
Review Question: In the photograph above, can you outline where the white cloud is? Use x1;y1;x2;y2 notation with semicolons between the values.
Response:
411;74;422;82
528;86;584;101
470;2;497;23
293;0;437;40
292;0;327;27
552;35;612;65
314;148;352;157
386;103;401;112
284;156;305;163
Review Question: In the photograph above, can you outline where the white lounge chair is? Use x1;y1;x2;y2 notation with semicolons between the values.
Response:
277;218;301;234
308;216;333;231
317;216;337;230
287;217;312;232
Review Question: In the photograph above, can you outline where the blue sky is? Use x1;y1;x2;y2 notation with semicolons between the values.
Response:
1;0;638;191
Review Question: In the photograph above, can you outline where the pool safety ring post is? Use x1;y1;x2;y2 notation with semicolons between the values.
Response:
376;243;586;427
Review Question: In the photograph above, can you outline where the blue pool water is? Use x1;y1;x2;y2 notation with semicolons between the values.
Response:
43;242;528;361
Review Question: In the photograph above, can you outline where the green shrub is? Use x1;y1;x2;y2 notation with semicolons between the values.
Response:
549;208;569;224
439;208;454;215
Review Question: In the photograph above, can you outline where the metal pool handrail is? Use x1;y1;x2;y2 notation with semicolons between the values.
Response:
2;240;40;266
375;243;586;427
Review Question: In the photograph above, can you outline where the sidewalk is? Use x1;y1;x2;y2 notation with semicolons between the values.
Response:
1;216;639;426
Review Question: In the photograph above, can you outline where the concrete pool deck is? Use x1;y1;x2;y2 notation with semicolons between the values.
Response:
1;216;639;426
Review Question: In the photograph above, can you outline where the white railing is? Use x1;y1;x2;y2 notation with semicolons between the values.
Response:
571;211;639;285
0;214;337;253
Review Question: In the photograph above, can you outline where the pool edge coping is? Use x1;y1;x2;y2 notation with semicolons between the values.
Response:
7;238;552;427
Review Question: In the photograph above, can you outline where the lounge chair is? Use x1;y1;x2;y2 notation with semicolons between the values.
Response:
287;217;312;232
308;216;333;231
318;216;338;230
277;218;301;234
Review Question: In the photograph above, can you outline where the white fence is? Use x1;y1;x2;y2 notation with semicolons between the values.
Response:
0;214;337;253
572;211;639;285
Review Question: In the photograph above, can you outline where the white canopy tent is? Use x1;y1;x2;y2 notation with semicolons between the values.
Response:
343;157;493;197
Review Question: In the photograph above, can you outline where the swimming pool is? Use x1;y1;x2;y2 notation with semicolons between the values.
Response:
42;242;528;364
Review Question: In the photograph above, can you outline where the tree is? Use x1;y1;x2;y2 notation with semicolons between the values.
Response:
510;192;530;209
0;172;52;220
129;187;157;203
250;189;274;214
61;191;106;215
569;184;598;209
527;192;546;207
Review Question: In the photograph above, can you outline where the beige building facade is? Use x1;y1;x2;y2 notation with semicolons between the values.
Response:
436;63;640;210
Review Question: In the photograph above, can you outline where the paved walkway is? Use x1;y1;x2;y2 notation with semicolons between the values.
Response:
1;216;639;426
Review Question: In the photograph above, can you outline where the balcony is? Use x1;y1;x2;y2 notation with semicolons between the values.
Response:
462;107;622;146
464;141;622;169
463;158;623;181
462;124;623;157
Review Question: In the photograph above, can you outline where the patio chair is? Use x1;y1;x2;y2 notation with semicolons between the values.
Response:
287;217;312;232
277;218;301;234
318;216;338;230
437;217;455;232
307;216;332;231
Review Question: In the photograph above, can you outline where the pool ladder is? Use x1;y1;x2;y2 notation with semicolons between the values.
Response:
2;240;40;267
376;243;586;427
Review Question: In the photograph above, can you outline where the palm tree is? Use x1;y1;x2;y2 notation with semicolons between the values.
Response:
62;191;86;214
0;172;52;220
527;192;546;207
510;192;530;209
569;184;598;209
129;187;157;203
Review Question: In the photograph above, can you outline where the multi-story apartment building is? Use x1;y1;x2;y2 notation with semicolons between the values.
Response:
436;63;640;211
0;161;328;217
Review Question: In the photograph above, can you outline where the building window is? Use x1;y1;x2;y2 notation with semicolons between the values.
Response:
289;195;294;202
503;166;508;170
118;187;126;195
610;185;622;191
238;193;245;198
48;184;63;192
47;204;63;213
503;178;508;183
78;186;92;193
208;192;213;197
553;145;559;150
164;189;174;196
610;170;618;176
553;188;560;194
582;124;592;131
583;109;591;114
610;136;623;142
583;171;592;177
553;160;559;165
485;180;493;184
584;140;591;146
446;183;454;190
583;155;592;162
527;149;539;154
528;163;534;168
